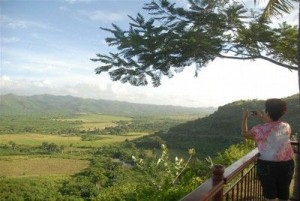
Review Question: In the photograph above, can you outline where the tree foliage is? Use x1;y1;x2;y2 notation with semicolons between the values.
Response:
92;0;298;86
255;0;297;20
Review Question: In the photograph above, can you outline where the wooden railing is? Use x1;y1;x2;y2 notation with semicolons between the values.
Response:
181;141;300;201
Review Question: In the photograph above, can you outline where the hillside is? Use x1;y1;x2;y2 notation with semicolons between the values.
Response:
1;93;298;158
156;94;300;157
0;94;215;117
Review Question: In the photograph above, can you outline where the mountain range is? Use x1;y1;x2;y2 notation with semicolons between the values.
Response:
0;94;215;117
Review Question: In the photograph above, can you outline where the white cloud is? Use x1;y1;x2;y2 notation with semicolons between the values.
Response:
29;33;42;39
1;47;95;77
0;74;114;101
65;0;96;3
0;75;52;94
79;10;126;22
1;56;298;107
0;15;50;29
91;58;298;107
1;60;12;66
1;37;20;43
59;6;68;11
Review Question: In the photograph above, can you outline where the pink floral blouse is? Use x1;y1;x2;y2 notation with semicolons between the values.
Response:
250;121;294;161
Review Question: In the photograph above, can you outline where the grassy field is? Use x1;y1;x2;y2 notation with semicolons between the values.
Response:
0;156;90;177
0;132;149;148
59;113;132;130
0;113;149;181
62;113;132;122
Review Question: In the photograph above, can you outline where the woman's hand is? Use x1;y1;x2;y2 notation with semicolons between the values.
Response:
241;109;254;140
243;109;249;120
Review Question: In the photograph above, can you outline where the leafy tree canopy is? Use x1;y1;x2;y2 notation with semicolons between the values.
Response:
91;0;298;86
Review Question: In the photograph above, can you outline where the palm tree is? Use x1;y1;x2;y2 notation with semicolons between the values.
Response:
255;0;295;20
254;0;299;95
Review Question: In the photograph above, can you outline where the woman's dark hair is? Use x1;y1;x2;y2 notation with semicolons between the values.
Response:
265;98;287;121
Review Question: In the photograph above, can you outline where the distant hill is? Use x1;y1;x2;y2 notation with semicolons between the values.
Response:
157;94;300;157
0;94;215;117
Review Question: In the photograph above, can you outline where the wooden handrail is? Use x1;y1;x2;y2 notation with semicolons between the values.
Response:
181;177;224;201
181;140;299;201
223;148;259;183
181;148;259;201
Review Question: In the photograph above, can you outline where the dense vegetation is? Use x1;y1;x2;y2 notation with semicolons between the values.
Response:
143;94;300;158
0;94;298;200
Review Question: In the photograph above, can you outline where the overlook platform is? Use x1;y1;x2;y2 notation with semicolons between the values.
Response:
182;140;299;201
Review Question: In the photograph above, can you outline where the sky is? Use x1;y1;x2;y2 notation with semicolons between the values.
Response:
0;0;299;108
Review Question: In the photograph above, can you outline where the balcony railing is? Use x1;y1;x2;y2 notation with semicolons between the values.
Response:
181;140;299;201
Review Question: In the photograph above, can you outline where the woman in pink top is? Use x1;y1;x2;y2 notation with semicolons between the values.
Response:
242;99;294;201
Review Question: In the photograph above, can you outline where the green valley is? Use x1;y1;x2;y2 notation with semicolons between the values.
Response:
0;94;298;201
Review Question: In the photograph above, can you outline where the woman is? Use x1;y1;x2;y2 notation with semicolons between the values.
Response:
242;98;294;201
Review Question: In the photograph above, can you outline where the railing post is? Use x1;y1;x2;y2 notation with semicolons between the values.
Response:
294;134;300;201
212;164;224;201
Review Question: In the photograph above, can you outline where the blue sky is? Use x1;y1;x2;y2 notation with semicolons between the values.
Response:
0;0;299;107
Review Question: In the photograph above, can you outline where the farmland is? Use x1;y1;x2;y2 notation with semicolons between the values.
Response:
0;156;90;177
0;108;201;200
0;132;149;148
59;113;132;130
0;113;155;180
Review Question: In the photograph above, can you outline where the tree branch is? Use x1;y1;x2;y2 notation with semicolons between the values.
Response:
218;54;297;71
259;55;298;70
